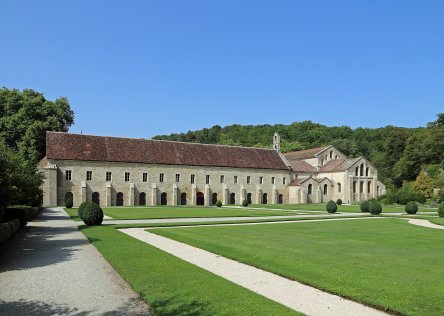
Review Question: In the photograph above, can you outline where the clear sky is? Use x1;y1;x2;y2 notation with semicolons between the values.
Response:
1;1;443;138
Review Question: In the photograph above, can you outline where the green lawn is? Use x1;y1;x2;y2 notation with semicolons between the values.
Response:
429;217;444;226
80;225;298;316
66;206;302;220
152;218;444;315
250;203;437;213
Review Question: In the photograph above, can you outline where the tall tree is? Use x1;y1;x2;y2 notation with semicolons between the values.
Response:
0;88;74;163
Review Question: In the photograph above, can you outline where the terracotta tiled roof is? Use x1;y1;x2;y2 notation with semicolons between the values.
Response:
319;157;361;173
289;160;318;172
284;146;329;160
45;132;290;170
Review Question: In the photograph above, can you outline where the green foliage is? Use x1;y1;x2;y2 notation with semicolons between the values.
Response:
82;202;104;226
405;201;418;214
336;199;342;205
242;199;249;207
216;200;222;207
369;201;383;215
413;170;435;198
384;187;426;205
438;204;444;218
65;197;73;208
0;87;74;163
78;202;89;220
360;201;370;212
326;200;337;213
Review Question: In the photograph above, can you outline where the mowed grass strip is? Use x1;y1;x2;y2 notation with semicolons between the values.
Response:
152;218;444;315
250;203;437;213
80;225;298;316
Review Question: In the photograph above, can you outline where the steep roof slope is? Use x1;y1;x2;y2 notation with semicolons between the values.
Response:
45;132;290;170
283;146;329;160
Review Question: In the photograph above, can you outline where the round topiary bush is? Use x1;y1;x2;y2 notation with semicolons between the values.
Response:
369;201;382;215
216;200;222;207
326;200;337;213
360;201;370;212
405;201;418;214
82;202;104;226
78;202;88;220
65;197;73;209
242;199;249;207
336;199;342;205
438;203;444;217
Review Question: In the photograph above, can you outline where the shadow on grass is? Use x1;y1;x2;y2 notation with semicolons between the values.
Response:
150;296;213;316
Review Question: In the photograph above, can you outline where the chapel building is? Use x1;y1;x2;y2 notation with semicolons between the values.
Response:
39;131;386;207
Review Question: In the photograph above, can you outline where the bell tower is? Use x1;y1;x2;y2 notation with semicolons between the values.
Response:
273;132;281;152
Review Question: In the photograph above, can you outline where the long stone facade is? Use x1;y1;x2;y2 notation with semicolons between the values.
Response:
39;131;386;207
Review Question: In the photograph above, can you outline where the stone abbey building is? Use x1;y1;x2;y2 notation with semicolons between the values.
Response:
39;131;386;207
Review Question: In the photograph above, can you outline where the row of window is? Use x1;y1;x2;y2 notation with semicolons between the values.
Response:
65;170;287;185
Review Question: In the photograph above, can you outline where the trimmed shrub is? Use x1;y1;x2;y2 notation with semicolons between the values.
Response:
78;202;89;220
438;203;444;218
65;197;73;209
242;199;249;207
3;208;27;227
216;200;222;207
0;223;12;244
405;201;418;214
82;203;104;226
336;199;342;205
385;188;426;205
369;201;383;215
360;201;370;212
326;200;337;213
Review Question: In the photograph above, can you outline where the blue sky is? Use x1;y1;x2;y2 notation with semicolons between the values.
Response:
1;1;443;138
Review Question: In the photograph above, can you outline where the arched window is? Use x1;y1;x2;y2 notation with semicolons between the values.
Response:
211;193;218;205
161;192;167;205
92;192;100;205
262;193;268;204
323;184;328;195
360;181;364;193
360;164;364;176
355;166;359;176
368;181;372;193
366;167;369;176
181;192;187;205
65;192;73;206
353;182;357;193
337;183;341;193
196;192;204;205
116;192;124;206
278;194;283;204
230;193;236;204
308;184;313;194
139;192;146;206
330;150;333;158
247;193;252;204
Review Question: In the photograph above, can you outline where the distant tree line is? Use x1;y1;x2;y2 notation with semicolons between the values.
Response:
154;114;444;196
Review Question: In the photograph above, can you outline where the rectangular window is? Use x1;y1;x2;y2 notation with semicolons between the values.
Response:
259;176;263;184
125;172;130;182
86;171;92;181
220;175;224;183
65;170;72;181
191;174;195;184
106;172;112;182
247;176;251;184
368;181;372;193
206;175;210;184
272;177;275;185
142;173;148;182
160;173;164;183
176;174;180;183
234;176;238;184
283;177;286;185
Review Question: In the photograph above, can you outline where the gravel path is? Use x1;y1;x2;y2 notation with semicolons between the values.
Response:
0;207;152;316
406;218;444;230
121;224;388;316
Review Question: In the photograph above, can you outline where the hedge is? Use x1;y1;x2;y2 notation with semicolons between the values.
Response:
0;219;21;245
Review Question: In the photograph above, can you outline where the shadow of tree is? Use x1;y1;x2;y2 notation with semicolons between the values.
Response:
0;299;88;316
150;296;213;316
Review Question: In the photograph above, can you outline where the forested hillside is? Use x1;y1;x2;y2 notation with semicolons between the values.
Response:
154;114;444;191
